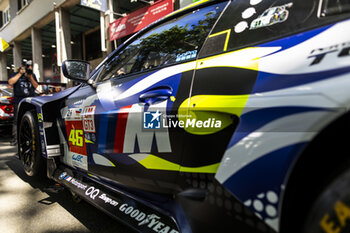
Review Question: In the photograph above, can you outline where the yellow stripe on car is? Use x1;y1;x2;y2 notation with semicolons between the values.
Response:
165;0;210;18
196;47;281;71
178;95;250;135
136;154;219;173
208;29;231;51
85;139;94;144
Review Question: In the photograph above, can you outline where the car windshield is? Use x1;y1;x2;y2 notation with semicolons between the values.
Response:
98;2;227;82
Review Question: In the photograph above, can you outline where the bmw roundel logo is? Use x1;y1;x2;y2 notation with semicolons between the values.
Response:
59;172;67;180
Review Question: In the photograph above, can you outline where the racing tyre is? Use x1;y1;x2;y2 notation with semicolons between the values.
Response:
302;168;350;233
19;110;45;177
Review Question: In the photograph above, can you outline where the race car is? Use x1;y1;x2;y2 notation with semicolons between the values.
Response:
16;0;350;232
250;3;293;30
0;85;14;127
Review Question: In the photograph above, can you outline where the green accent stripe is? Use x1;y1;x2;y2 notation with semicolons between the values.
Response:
85;139;94;144
179;163;219;173
138;154;219;173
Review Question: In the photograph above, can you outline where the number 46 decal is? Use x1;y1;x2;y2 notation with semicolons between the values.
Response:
69;129;84;147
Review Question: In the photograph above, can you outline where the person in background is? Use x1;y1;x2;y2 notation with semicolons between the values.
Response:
117;67;126;76
54;86;62;93
8;61;39;146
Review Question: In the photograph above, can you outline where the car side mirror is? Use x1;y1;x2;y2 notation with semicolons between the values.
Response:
62;60;92;83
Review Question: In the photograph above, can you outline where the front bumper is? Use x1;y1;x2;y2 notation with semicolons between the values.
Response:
0;116;14;126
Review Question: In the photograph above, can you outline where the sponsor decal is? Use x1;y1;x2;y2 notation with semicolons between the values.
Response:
143;110;222;130
70;178;88;190
163;117;222;129
119;204;179;233
72;154;83;162
99;193;119;206
66;151;87;170
82;106;96;133
308;41;350;66
66;126;86;155
85;186;100;200
65;108;82;121
73;100;83;106
64;106;96;155
176;50;197;62
72;153;85;168
69;130;84;147
59;172;67;180
139;214;159;226
59;172;179;232
38;113;43;123
59;172;73;182
143;111;162;129
250;2;293;30
242;7;257;19
84;187;118;206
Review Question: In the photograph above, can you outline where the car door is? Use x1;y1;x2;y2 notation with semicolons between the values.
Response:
179;0;323;228
60;2;228;194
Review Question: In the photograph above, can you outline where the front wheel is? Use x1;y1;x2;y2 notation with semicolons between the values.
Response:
19;110;45;177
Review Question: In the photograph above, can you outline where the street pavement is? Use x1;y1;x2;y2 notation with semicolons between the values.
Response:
0;127;135;233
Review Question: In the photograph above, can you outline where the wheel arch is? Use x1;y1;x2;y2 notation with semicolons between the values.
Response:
280;111;350;233
16;85;81;158
17;102;38;141
17;102;36;126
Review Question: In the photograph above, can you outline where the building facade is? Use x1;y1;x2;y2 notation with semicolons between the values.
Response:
0;0;194;83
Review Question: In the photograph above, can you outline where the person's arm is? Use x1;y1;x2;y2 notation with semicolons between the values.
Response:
8;71;24;85
26;73;39;89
